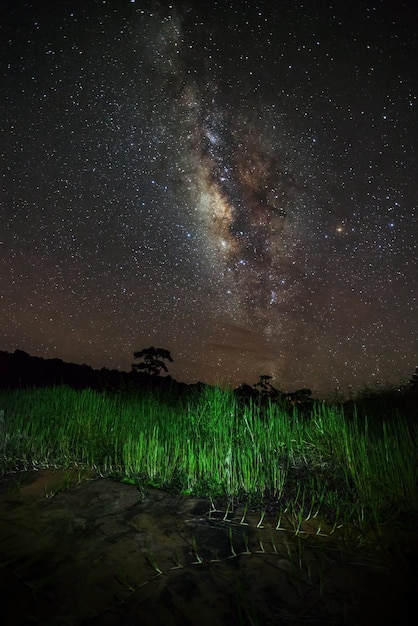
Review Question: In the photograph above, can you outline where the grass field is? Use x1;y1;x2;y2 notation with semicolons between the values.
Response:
0;384;417;537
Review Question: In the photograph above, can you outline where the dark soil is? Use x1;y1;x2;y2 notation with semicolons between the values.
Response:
0;468;416;625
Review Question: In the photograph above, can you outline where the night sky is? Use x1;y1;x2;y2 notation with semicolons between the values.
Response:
1;0;417;396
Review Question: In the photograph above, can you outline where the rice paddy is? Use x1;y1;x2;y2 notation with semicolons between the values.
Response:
0;384;417;538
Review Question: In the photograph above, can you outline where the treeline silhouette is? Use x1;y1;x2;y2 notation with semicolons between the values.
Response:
0;349;417;421
0;349;314;408
0;349;188;395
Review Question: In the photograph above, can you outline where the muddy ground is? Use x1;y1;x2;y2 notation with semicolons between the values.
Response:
0;468;416;625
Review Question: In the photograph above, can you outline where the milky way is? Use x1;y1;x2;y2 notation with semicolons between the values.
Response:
1;0;417;395
157;20;315;380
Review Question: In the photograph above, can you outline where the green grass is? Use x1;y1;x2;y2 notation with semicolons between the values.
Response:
0;384;417;536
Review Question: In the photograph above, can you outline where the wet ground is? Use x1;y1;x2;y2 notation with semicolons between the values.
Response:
0;468;416;625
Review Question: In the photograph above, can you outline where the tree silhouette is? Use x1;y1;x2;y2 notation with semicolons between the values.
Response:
131;346;173;376
408;365;418;391
254;374;276;396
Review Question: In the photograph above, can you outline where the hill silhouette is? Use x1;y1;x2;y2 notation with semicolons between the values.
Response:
1;349;416;422
0;349;207;400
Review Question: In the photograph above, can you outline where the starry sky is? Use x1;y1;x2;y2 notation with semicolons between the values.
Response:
1;0;417;397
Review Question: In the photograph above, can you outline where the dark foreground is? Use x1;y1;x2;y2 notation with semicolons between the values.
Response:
0;468;416;626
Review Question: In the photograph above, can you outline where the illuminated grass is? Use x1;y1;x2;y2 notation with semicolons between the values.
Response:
0;384;416;534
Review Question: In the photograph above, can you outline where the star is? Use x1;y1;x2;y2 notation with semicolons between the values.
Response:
1;0;417;396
